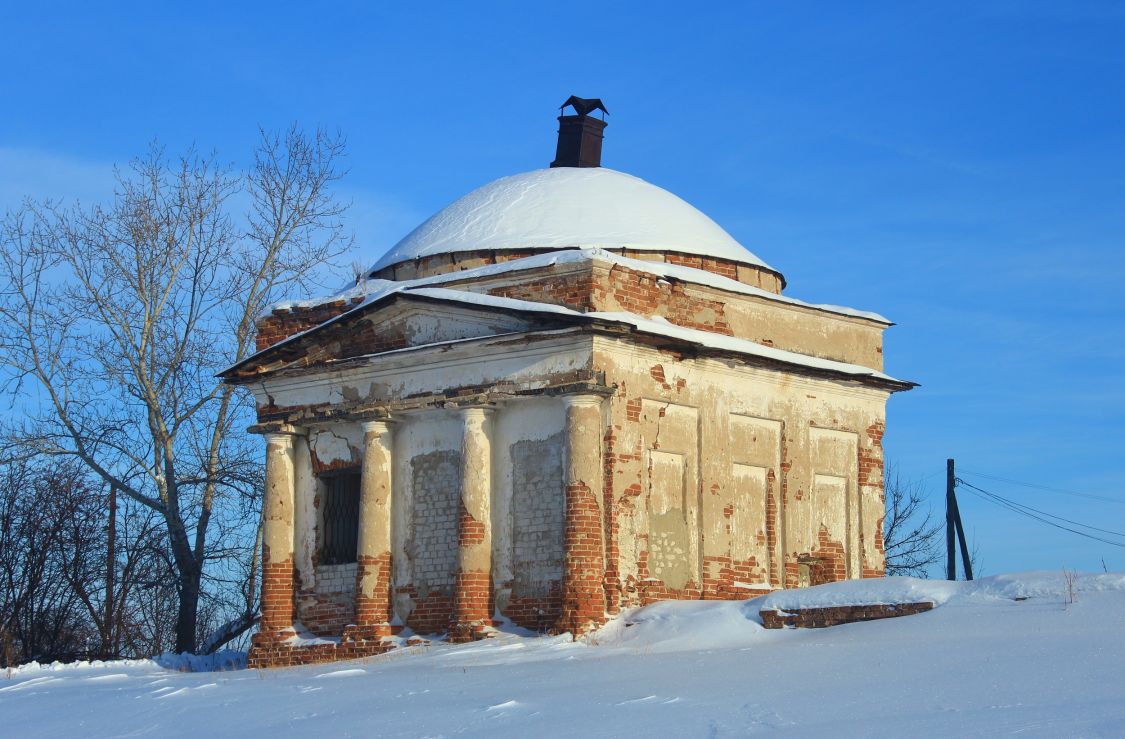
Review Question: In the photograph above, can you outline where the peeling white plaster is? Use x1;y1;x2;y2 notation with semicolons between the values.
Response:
310;425;364;467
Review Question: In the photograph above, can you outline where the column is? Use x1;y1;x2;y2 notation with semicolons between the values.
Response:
450;406;493;642
260;430;302;637
353;420;395;637
559;394;606;637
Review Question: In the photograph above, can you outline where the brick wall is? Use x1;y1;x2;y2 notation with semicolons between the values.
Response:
247;627;395;669
604;364;886;615
558;480;606;634
254;251;784;376
255;297;364;352
297;563;357;637
449;571;492;642
372;248;782;294
259;550;296;635
760;601;933;629
507;433;565;630
486;262;737;338
860;421;887;579
405;450;460;634
505;581;563;634
354;552;394;632
702;555;771;600
372;249;541;281
488;273;597;311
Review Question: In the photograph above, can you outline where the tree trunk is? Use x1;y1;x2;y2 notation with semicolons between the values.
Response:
103;485;116;659
174;563;200;654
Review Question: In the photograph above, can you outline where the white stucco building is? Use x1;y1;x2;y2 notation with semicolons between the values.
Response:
223;98;914;668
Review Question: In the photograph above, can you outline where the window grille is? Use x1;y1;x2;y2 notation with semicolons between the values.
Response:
321;472;360;565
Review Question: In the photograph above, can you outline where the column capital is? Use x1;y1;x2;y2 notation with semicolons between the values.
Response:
458;405;494;421
562;393;604;411
263;432;294;450
361;418;395;436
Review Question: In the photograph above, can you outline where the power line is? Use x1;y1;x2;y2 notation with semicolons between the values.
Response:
958;468;1124;505
957;479;1125;538
956;479;1125;549
960;485;1125;549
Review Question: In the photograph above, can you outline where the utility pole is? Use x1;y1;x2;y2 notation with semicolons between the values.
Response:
946;458;956;580
952;494;974;581
945;458;974;581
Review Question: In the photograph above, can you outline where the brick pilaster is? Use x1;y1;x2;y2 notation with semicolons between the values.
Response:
257;429;304;638
354;419;395;637
449;406;493;642
559;395;607;637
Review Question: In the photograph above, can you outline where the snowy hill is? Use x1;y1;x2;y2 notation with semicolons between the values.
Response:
3;572;1124;737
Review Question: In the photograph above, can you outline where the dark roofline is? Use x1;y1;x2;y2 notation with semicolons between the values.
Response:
218;290;586;381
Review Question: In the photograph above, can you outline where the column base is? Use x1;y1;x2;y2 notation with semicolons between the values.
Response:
449;570;492;643
345;622;396;639
247;627;396;669
446;620;497;644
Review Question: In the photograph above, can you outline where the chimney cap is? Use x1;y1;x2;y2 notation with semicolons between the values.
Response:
560;96;608;118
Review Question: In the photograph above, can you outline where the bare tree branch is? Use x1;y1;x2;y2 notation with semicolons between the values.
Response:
883;465;943;577
0;127;349;653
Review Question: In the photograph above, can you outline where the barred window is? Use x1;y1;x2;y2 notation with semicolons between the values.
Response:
320;472;360;565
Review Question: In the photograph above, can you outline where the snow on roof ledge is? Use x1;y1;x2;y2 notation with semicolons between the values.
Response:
367;167;776;274
585;312;909;386
270;248;890;325
233;281;909;387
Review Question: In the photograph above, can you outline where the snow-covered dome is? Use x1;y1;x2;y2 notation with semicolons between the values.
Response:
368;167;775;275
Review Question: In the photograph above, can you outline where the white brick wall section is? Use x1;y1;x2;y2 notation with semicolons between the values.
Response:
315;563;357;595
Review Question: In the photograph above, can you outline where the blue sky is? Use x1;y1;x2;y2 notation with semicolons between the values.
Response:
2;1;1123;575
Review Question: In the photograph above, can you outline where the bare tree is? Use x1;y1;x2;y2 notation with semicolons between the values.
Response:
883;466;943;577
0;127;349;653
0;457;99;664
57;486;173;659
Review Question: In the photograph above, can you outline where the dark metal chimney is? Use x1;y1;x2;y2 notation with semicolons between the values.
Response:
550;96;608;168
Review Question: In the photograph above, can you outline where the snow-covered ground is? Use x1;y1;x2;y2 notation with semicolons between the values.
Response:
4;572;1124;737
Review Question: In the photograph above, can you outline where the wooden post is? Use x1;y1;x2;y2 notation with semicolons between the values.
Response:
946;458;956;581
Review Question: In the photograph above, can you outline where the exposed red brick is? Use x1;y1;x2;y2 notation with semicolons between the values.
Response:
247;627;396;669
506;580;563;632
353;552;393;631
399;585;453;636
760;602;933;629
449;571;492;642
558;481;606;635
457;504;487;547
259;544;295;636
255;297;365;352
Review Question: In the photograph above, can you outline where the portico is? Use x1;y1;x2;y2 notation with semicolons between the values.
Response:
245;378;611;666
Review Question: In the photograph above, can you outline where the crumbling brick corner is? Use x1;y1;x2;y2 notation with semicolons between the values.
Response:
759;601;934;629
246;627;396;669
